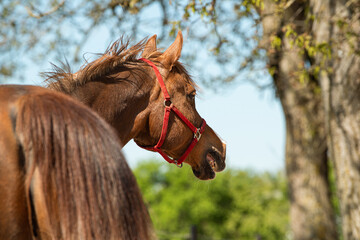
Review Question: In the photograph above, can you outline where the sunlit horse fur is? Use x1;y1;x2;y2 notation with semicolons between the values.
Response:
0;85;153;240
45;31;227;180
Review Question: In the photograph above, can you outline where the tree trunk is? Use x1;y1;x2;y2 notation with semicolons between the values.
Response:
260;1;338;239
313;0;360;238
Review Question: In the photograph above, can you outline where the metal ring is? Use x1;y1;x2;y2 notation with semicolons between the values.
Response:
173;160;183;168
175;162;183;168
164;99;172;107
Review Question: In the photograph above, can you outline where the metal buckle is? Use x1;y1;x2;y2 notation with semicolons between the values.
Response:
194;128;202;141
173;160;183;168
164;99;172;107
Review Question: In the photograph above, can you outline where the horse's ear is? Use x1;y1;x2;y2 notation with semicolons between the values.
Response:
159;31;183;70
141;35;157;58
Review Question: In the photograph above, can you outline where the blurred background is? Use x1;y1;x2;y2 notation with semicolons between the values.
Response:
2;1;359;239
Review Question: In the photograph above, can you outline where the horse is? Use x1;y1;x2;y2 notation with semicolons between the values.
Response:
45;31;227;180
0;85;153;240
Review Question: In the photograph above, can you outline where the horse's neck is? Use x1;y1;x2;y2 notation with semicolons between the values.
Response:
71;78;153;145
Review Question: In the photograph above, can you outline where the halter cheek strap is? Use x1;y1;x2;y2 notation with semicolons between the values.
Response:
139;58;206;167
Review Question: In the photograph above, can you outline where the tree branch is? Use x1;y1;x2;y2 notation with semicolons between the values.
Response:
25;0;66;19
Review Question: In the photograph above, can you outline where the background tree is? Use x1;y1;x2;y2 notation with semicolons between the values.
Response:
134;160;289;240
256;1;337;239
311;0;360;239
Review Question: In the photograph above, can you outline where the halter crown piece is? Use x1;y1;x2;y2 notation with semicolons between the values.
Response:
139;58;206;167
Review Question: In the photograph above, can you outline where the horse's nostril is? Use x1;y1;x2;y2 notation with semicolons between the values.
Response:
208;148;226;172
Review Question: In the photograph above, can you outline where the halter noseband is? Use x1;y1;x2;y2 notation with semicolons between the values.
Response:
139;58;206;167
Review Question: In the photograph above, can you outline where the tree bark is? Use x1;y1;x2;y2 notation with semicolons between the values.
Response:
313;0;360;239
260;1;338;239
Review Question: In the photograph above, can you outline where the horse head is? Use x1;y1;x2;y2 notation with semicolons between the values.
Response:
132;31;226;180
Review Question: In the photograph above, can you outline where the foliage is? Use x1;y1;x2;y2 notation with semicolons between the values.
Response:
1;0;359;86
134;160;289;240
0;0;266;88
0;0;157;82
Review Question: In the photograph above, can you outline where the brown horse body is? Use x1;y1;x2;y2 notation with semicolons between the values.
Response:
46;31;227;180
0;85;153;239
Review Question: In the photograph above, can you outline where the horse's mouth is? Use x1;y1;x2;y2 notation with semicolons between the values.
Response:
192;148;225;180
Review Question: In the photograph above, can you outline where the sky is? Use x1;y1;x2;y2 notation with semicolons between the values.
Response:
10;3;286;173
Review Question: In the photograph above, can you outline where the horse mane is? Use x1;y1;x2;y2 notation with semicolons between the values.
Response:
44;37;147;93
15;88;153;239
44;36;197;93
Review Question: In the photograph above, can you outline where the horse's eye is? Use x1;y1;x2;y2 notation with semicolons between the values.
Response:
187;92;196;102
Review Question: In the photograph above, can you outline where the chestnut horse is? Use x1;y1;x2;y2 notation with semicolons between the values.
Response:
45;31;226;180
0;85;153;240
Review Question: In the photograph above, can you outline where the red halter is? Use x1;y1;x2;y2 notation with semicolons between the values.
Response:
139;58;206;167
